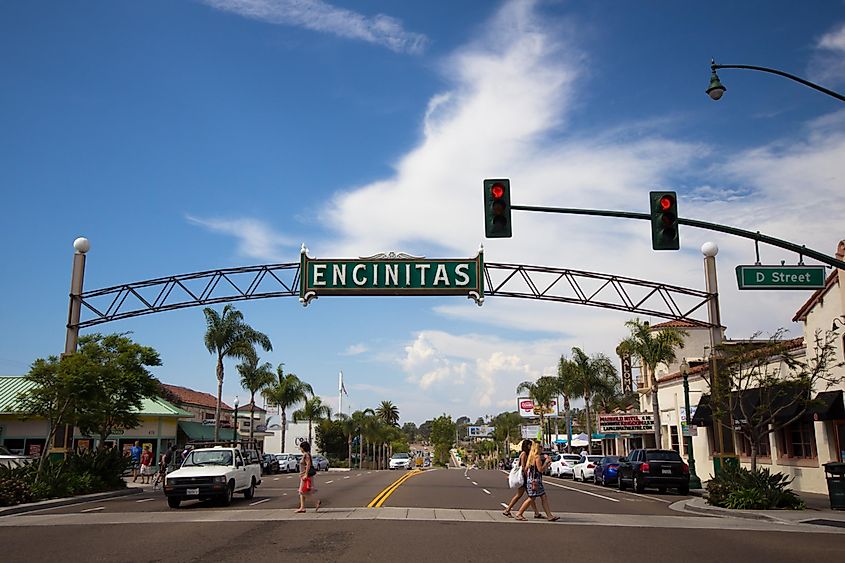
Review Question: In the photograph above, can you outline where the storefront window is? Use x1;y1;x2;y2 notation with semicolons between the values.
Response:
780;422;816;459
736;433;770;457
670;426;680;452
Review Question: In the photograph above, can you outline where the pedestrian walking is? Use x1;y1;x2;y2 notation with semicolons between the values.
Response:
295;441;321;513
139;445;154;485
515;441;559;521
502;439;542;519
130;441;142;482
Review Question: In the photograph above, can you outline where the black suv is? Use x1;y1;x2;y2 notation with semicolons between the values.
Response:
617;449;690;495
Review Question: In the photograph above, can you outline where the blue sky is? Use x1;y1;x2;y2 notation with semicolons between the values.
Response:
2;0;845;424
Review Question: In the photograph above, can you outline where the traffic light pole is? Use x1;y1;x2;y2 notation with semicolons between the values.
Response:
510;204;845;271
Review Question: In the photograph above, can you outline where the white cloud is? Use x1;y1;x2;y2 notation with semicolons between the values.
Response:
810;21;845;85
342;343;368;356
818;22;845;52
201;0;427;54
185;215;298;262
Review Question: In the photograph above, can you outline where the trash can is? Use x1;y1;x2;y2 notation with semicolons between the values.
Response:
823;462;845;510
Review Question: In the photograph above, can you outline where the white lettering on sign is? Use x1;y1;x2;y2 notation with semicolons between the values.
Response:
385;264;399;286
433;264;450;286
772;272;808;283
313;264;327;286
454;264;469;286
405;264;411;286
415;263;431;286
352;264;367;286
756;272;765;282
332;264;346;286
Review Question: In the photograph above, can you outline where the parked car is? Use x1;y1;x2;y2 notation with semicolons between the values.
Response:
389;452;412;470
312;454;329;471
617;449;690;495
163;446;262;508
292;453;304;471
274;453;298;473
572;455;604;482
594;455;621;486
261;453;280;475
0;446;33;469
549;454;581;478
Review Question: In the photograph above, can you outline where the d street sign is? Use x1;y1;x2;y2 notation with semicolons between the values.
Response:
299;246;484;306
735;265;826;290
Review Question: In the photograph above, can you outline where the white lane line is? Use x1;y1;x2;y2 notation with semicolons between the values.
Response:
325;480;334;484
283;493;288;496
482;489;492;495
367;472;372;474
544;480;619;503
471;481;478;486
500;502;509;509
355;473;362;477
343;476;350;479
135;498;154;503
81;506;105;513
249;498;271;506
286;476;293;479
273;478;279;481
546;474;675;504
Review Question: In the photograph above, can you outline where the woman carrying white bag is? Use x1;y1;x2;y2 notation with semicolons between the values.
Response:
502;439;542;518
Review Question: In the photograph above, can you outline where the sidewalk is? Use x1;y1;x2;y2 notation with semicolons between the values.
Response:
677;490;845;526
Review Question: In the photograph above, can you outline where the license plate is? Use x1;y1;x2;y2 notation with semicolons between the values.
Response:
661;468;672;475
186;488;199;496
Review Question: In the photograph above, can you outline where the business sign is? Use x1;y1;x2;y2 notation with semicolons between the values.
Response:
598;413;654;434
520;425;541;439
680;407;698;437
467;425;494;438
300;248;484;305
735;265;826;290
517;397;560;418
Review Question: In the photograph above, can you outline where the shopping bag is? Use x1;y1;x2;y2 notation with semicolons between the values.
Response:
508;462;524;489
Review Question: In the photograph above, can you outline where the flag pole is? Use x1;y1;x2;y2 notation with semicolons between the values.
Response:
338;371;343;419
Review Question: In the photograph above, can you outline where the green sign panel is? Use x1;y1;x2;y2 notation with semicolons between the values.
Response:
735;265;826;290
299;248;484;306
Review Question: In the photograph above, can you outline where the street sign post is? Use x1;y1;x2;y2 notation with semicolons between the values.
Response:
735;265;826;290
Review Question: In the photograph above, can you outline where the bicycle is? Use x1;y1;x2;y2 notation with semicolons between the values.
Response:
152;463;168;491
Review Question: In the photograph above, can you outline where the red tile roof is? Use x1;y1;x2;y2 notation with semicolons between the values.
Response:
649;320;710;329
792;271;838;322
161;383;232;411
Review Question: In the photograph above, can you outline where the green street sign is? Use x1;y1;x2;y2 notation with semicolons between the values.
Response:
299;247;484;306
735;265;826;290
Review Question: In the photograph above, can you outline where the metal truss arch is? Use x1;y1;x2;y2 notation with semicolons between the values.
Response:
76;262;715;329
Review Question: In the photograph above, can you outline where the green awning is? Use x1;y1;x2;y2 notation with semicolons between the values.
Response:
178;421;236;442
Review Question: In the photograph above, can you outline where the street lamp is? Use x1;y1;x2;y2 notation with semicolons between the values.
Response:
233;396;239;445
680;362;703;489
706;59;845;103
64;237;90;356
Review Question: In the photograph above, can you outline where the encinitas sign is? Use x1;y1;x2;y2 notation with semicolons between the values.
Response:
299;247;484;306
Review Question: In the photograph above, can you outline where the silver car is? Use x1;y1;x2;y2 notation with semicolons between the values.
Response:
274;453;298;473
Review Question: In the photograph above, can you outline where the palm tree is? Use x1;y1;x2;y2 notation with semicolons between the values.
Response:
556;356;582;453
618;318;687;448
336;413;356;469
351;409;374;469
203;305;272;441
560;347;617;452
236;348;276;443
493;411;523;456
293;396;332;445
262;366;313;452
375;400;400;427
516;376;559;448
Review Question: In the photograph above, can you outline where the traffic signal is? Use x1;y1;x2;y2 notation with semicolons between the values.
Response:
649;191;680;250
483;178;512;238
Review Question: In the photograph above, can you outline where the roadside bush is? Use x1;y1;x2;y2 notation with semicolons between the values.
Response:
0;466;34;506
706;465;804;510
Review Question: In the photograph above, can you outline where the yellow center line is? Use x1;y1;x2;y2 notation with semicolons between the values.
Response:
366;469;422;508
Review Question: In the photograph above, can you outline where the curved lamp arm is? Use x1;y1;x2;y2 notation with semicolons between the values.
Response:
708;60;845;103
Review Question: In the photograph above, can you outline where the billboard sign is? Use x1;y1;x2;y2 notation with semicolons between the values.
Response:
517;397;560;418
597;413;654;434
520;425;541;439
467;425;494;438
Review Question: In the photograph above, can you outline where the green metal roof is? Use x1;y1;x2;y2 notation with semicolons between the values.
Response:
178;421;236;441
0;376;192;418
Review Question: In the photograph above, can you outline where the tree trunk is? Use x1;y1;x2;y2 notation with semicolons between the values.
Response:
281;410;287;453
585;391;592;454
308;419;313;445
249;391;256;443
565;397;572;453
214;353;224;442
347;435;352;469
651;373;662;448
358;434;363;469
750;438;758;472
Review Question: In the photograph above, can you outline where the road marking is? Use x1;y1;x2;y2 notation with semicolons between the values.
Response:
544;480;619;502
500;502;509;509
273;478;279;481
286;476;293;479
81;507;105;513
249;498;271;506
135;498;154;503
343;476;350;479
283;493;288;496
367;470;422;508
546;474;676;504
482;489;492;495
325;480;334;484
367;472;372;474
471;481;478;486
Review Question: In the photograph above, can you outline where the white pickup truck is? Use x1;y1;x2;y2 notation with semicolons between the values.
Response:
163;446;262;508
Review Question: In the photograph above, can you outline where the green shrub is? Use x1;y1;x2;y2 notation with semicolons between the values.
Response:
0;466;34;506
706;465;804;510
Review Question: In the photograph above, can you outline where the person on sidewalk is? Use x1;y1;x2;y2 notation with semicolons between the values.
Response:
296;441;321;513
502;439;542;519
130;441;142;483
515;441;559;522
139;445;154;485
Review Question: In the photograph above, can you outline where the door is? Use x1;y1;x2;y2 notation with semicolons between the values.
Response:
234;451;247;490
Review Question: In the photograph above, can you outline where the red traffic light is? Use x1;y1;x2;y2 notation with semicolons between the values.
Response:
491;184;505;199
659;196;673;210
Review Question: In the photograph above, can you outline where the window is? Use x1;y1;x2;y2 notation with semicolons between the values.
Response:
670;426;680;453
646;450;683;462
736;433;771;458
780;422;817;459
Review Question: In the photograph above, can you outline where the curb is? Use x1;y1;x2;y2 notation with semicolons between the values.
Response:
0;487;142;518
675;497;785;523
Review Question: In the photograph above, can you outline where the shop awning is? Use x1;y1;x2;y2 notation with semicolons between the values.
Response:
178;421;236;442
690;389;843;426
808;390;845;421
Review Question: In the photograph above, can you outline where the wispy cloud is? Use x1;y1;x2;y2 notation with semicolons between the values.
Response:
809;21;845;85
342;343;368;356
201;0;428;54
185;215;298;262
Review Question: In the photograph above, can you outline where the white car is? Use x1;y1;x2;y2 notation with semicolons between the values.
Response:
164;446;262;508
548;454;580;478
274;453;298;473
572;455;605;482
389;452;412;470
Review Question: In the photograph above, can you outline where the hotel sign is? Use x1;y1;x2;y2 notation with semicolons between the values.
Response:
299;248;484;306
598;413;654;434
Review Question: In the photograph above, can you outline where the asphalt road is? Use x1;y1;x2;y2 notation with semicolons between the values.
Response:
1;467;842;563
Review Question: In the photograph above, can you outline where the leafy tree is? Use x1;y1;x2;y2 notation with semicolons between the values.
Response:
236;347;275;442
375;400;400;426
350;409;375;469
315;418;346;460
558;347;617;451
430;415;456;464
293;396;332;445
492;411;523;455
262;367;313;453
73;334;162;449
516;376;559;448
401;421;418;443
618;318;687;447
417;419;433;444
203;305;272;441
